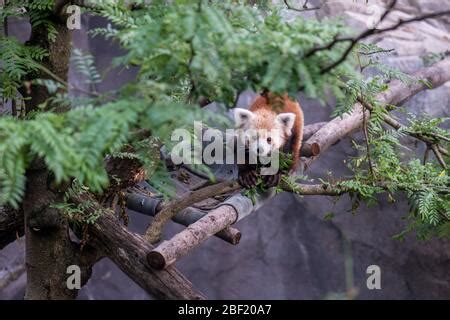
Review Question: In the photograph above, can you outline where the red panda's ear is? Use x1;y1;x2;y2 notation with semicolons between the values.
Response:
233;108;254;129
276;113;296;135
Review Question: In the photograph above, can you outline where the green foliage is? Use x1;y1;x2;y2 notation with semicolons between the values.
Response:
0;37;48;99
403;114;450;144
71;49;102;86
53;181;108;226
91;0;355;105
325;43;450;239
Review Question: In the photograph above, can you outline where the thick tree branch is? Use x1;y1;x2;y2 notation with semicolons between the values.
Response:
146;182;347;269
70;192;206;299
146;168;450;269
144;181;241;244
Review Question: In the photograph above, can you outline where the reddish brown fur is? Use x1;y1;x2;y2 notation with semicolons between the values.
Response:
249;93;304;172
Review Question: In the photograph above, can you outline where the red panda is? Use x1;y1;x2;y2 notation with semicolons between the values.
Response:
233;93;304;188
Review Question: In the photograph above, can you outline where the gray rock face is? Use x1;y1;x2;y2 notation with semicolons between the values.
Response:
1;2;450;300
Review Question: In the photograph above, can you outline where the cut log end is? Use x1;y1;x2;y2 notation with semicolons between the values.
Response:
301;142;321;157
147;251;167;270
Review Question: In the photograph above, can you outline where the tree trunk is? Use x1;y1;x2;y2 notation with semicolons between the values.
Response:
19;9;92;300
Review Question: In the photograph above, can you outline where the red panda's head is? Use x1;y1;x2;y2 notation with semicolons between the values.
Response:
233;108;296;157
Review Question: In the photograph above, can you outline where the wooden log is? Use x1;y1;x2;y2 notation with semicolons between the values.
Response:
147;204;239;270
303;58;450;164
145;181;349;270
302;122;327;141
126;193;241;245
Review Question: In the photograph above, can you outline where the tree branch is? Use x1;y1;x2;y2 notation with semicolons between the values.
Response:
146;181;347;269
69;192;206;299
283;0;320;12
358;98;450;159
144;181;241;244
303;57;450;168
304;0;450;75
430;144;447;169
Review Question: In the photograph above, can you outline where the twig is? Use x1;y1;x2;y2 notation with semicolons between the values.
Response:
423;146;430;165
427;133;450;143
30;60;103;98
320;8;450;74
305;0;398;58
358;48;395;56
303;0;450;75
319;0;397;74
283;0;320;12
430;144;447;169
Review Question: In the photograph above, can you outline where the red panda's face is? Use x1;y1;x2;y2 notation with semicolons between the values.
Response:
233;108;296;157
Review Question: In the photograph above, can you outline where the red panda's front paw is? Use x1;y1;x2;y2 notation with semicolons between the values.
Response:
263;172;281;188
238;170;259;189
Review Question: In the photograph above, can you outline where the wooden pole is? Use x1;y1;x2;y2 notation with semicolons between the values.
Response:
89;212;206;299
126;193;242;245
147;204;239;270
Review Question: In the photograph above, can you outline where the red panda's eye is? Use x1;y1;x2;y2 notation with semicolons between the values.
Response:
267;137;272;144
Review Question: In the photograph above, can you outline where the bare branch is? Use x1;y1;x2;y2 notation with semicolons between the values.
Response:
430;144;447;169
361;101;376;179
358;99;450;158
70;192;206;299
303;0;450;75
284;0;321;12
320;8;450;74
144;181;241;243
